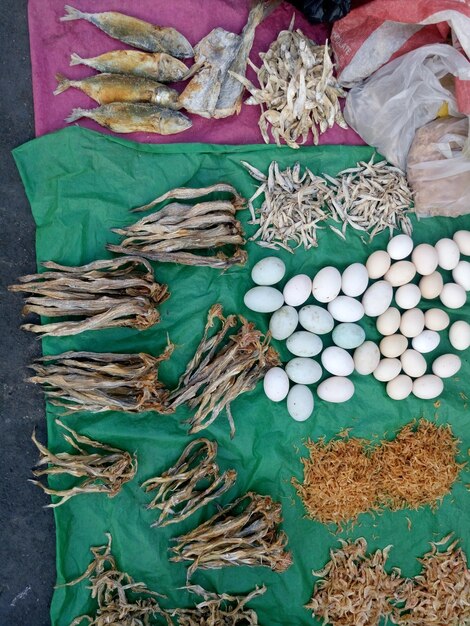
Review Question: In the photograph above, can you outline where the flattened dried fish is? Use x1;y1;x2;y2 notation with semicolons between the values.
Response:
61;5;193;58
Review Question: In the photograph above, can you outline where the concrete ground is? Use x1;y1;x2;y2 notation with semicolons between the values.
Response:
0;1;56;624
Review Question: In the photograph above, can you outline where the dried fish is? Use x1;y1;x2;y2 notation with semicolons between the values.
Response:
171;492;292;580
108;184;247;269
30;420;137;507
9;256;168;336
169;304;279;436
142;438;236;527
28;345;173;414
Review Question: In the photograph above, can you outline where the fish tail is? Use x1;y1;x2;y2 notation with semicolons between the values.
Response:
54;73;71;95
65;108;88;123
69;52;84;66
60;5;88;22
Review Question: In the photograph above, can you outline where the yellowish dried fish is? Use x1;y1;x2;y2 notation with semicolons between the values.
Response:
61;5;193;58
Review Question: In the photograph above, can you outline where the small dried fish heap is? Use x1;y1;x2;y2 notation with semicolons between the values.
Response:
31;420;137;507
28;344;174;414
171;492;292;580
231;21;347;148
9;256;168;336
142;438;237;527
108;184;247;269
169;304;279;436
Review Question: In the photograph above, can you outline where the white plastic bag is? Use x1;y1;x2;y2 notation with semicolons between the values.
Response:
343;44;470;169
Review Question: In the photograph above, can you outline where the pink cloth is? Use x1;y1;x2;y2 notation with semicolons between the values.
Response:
28;0;363;145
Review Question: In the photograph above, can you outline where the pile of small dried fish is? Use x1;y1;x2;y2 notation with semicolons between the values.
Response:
171;492;292;580
231;22;347;147
108;184;247;269
31;420;137;507
142;438;236;527
28;345;173;414
169;304;279;436
9;256;168;337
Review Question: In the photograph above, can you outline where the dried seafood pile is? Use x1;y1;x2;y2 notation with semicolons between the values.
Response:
108;184;247;269
171;492;292;580
29;345;173;414
31;420;137;507
232;22;347;148
142;438;236;527
169;304;279;436
9;256;168;336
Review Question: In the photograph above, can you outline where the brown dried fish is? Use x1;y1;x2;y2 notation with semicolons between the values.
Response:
30;420;137;507
9;256;168;336
171;492;292;580
169;304;279;436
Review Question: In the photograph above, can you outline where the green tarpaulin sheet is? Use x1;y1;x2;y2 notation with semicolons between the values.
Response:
13;127;470;626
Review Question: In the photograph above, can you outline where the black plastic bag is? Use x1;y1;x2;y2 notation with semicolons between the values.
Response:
288;0;351;23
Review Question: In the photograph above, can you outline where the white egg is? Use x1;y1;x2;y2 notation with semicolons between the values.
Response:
362;281;393;317
263;367;290;402
332;323;365;349
286;331;323;357
452;260;470;291
453;230;470;256
440;283;466;309
373;358;402;382
283;274;312;307
312;266;342;303
287;384;314;421
328;296;364;323
419;271;443;299
269;306;298;341
399;308;425;338
384;261;416;287
377;307;401;336
400;349;427;378
432;354;461;378
299;305;334;335
412;244;438;275
449;320;470;351
387;234;414;260
380;334;408;358
317;377;355;403
412;375;443;399
395;284;421;310
366;250;391;279
341;263;369;297
386;375;413;400
412;330;440;353
286;358;322;385
424;309;449;332
435;238;460;270
354;341;381;375
244;286;284;313
251;257;286;285
321;346;354;376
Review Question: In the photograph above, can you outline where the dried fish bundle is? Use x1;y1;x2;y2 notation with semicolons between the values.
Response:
108;184;248;269
169;304;280;436
31;420;137;507
171;492;292;579
28;344;174;414
231;22;347;148
142;438;237;527
9;256;168;337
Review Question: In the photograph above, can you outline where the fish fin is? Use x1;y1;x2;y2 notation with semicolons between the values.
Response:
54;73;71;95
60;5;87;21
65;108;88;123
69;53;84;66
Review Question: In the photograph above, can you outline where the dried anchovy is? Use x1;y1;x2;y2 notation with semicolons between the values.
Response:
142;438;237;527
171;584;266;625
231;20;347;148
168;304;280;436
108;184;248;269
171;491;292;580
9;256;168;336
31;420;137;507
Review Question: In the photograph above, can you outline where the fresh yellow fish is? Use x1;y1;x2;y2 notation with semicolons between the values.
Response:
70;50;189;82
65;103;192;135
54;73;180;108
61;5;193;58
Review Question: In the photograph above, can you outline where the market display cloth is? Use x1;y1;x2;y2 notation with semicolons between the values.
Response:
27;0;363;145
13;127;469;626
